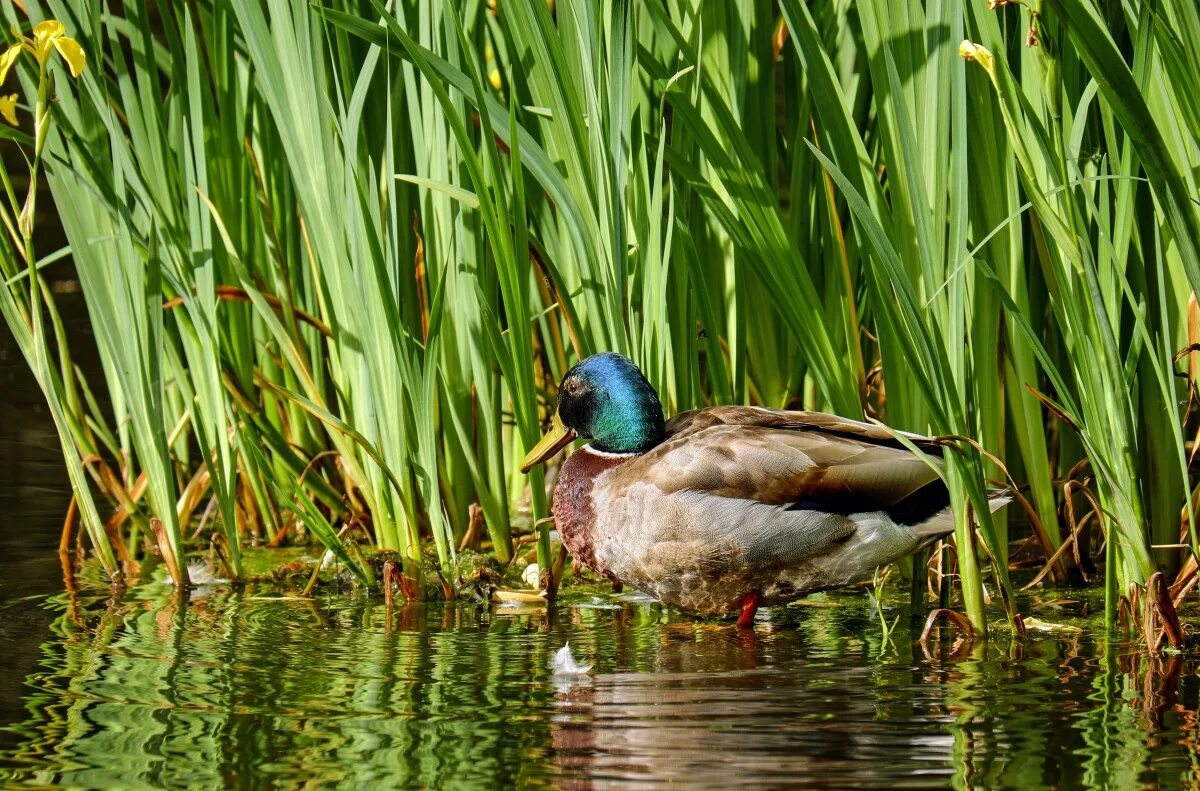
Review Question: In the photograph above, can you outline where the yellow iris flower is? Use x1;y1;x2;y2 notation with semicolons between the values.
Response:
0;44;19;85
0;19;86;86
958;40;995;77
0;93;16;126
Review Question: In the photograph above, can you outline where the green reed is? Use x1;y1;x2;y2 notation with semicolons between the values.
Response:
0;0;1195;641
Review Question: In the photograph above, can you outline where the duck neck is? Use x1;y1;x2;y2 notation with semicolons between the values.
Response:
552;447;637;576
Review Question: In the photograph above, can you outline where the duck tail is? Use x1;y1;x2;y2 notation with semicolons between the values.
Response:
910;507;955;540
910;490;1011;541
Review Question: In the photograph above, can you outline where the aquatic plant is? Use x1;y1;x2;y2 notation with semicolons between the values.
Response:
0;0;1196;643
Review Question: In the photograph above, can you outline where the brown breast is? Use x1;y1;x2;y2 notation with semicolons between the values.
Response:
552;447;634;577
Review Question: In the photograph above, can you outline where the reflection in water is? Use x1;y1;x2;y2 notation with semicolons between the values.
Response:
0;289;105;761
0;586;1197;789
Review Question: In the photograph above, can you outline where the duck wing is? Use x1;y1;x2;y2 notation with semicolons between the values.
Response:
646;406;944;511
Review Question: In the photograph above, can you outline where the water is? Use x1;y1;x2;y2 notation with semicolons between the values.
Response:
1;575;1198;789
2;305;1200;789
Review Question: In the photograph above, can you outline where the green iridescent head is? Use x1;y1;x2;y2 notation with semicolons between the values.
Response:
520;353;666;472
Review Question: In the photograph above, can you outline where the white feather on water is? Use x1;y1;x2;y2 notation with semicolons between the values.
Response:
552;643;592;675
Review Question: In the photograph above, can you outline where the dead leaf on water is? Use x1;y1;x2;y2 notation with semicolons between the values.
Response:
492;589;548;605
1022;616;1083;633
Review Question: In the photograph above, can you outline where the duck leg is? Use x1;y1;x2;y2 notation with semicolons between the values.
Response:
735;590;762;629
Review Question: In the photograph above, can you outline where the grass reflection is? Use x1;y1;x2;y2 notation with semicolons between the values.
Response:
1;589;1197;788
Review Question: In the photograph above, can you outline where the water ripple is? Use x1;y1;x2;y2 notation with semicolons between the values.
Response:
0;588;1196;789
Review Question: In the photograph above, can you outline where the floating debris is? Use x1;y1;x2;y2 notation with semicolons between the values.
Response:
571;596;621;610
610;590;657;604
493;589;548;606
1022;617;1083;634
165;562;228;587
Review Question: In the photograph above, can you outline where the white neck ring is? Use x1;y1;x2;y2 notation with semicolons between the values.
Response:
582;444;639;459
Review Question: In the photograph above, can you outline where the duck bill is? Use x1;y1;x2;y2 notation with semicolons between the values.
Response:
520;412;576;473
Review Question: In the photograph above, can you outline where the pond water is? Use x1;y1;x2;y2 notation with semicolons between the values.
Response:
2;568;1200;788
2;304;1200;789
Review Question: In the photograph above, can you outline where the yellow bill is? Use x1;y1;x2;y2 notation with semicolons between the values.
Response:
520;411;576;473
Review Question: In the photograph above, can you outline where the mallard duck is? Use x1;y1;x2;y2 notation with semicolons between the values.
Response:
521;353;998;627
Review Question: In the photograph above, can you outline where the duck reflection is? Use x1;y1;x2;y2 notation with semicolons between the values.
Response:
546;618;958;789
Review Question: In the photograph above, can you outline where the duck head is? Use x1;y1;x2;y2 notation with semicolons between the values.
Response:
520;353;666;472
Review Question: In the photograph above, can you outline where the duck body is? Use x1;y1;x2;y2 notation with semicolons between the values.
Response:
521;353;991;621
551;405;955;615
